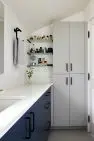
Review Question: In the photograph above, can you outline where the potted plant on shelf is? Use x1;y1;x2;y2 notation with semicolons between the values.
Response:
26;67;34;84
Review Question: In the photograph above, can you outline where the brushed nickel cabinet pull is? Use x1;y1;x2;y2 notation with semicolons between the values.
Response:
66;63;68;72
70;63;72;71
66;77;68;85
70;77;72;85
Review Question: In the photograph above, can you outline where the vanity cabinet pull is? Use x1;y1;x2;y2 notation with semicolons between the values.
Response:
45;92;50;96
44;102;51;109
30;112;35;132
66;77;68;85
44;121;51;131
25;117;31;139
70;77;72;85
70;63;72;71
66;63;68;72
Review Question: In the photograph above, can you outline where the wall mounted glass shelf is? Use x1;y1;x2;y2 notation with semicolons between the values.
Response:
27;52;53;56
27;64;53;67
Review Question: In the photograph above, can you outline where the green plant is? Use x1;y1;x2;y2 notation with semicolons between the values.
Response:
26;68;33;79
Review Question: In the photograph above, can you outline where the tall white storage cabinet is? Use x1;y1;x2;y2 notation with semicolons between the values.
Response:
53;22;87;127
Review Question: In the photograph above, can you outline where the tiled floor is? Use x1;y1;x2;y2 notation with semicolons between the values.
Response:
48;130;94;141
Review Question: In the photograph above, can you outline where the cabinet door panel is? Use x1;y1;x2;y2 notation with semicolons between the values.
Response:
31;92;51;141
70;74;86;126
53;22;70;74
70;22;85;74
53;75;69;126
1;115;28;141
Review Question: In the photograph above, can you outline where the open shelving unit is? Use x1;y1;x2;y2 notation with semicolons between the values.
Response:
27;35;53;68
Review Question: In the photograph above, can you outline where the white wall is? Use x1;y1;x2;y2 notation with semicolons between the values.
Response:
0;21;4;74
0;4;28;89
84;0;94;21
63;11;85;22
32;25;53;36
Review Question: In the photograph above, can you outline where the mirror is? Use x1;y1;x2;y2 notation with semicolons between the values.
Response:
0;1;4;74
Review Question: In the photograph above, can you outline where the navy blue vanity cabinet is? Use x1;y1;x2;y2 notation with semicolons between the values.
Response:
40;88;51;141
0;87;51;141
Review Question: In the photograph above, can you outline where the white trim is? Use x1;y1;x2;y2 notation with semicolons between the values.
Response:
91;134;94;138
87;20;94;133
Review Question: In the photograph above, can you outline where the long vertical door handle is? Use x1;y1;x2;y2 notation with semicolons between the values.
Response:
30;112;35;132
70;77;72;85
25;117;31;139
66;77;68;85
44;121;51;131
66;63;68;72
70;63;72;71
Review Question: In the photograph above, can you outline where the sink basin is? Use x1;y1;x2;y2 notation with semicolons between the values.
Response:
0;99;20;113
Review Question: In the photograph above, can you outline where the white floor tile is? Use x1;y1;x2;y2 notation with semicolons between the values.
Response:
48;130;94;141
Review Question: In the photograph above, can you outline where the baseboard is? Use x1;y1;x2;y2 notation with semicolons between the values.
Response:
51;126;87;130
91;134;94;138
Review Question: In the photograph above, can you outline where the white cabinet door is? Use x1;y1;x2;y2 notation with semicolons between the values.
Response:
70;23;85;74
53;74;69;126
70;74;86;126
53;22;70;74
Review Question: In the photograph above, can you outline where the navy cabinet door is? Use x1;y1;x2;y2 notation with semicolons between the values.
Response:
29;88;51;141
0;111;39;141
1;115;26;141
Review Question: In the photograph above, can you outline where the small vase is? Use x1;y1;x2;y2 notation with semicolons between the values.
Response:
27;78;32;84
25;75;32;85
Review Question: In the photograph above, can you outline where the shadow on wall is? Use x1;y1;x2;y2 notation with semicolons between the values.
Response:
30;67;53;84
0;66;25;89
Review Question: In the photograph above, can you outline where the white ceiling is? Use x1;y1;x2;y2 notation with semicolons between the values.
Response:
3;0;90;33
0;1;4;21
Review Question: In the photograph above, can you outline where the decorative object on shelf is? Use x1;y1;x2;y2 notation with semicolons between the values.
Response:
26;67;34;84
28;35;53;42
27;62;36;67
38;57;48;65
31;44;35;53
27;39;31;43
38;58;42;64
45;47;53;54
27;47;53;56
27;44;37;61
30;55;36;61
